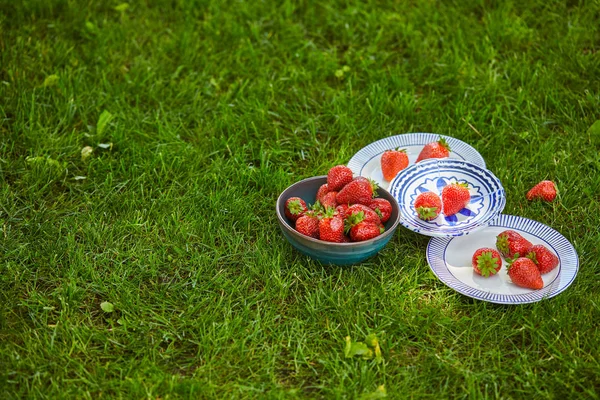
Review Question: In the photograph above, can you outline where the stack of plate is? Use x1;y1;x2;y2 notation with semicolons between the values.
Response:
347;133;579;304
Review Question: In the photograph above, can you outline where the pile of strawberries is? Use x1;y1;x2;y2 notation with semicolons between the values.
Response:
284;165;393;243
471;230;559;290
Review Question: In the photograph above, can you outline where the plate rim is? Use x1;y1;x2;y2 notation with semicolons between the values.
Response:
347;133;487;179
388;158;506;237
426;214;579;304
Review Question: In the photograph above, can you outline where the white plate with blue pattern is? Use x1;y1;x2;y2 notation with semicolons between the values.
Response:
388;159;505;237
347;133;486;189
426;214;579;304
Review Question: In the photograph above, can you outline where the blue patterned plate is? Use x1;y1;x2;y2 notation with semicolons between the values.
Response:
347;133;486;189
426;214;579;304
388;159;505;237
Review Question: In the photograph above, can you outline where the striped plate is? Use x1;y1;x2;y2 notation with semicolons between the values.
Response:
347;133;486;189
426;214;579;304
388;159;505;237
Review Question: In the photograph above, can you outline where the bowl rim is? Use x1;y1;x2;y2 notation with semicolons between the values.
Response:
276;175;401;247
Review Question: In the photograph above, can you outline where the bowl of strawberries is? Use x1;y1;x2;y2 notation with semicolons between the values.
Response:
276;166;400;265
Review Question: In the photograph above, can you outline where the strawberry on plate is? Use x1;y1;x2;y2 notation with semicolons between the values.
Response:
441;182;470;216
414;192;442;221
526;180;557;202
285;197;308;222
416;137;450;163
368;198;393;223
527;244;559;274
507;256;544;290
336;177;377;206
472;248;502;277
496;230;533;259
381;149;409;181
327;165;354;192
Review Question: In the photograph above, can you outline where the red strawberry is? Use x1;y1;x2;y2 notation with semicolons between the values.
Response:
349;221;381;242
507;257;544;290
441;182;470;216
496;230;533;259
526;180;557;202
336;178;377;205
327;165;353;192
319;212;345;243
316;184;329;203
336;204;349;220
321;191;338;209
346;204;381;225
414;192;442;221
285;197;308;222
472;248;502;277
295;211;320;239
527;244;559;274
368;198;393;223
381;149;409;181
416;137;450;163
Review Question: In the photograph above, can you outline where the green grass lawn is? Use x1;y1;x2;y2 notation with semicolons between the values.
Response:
1;0;600;398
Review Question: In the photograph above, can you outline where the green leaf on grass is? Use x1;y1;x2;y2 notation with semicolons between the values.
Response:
360;385;387;399
344;336;373;358
100;301;114;313
97;110;114;136
43;74;59;87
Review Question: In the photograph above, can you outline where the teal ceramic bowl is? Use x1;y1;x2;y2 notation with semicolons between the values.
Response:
276;176;400;265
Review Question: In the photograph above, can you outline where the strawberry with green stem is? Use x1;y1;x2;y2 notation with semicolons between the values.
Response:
472;248;502;277
414;192;442;221
285;197;308;222
336;177;378;206
496;230;533;259
416;137;451;163
527;244;559;274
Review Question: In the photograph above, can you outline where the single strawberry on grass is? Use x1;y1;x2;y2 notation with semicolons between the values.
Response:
327;165;354;191
527;244;559;274
368;198;392;223
336;177;378;206
381;148;409;181
472;248;502;277
526;180;557;202
285;197;308;222
507;256;544;290
295;211;320;239
441;182;470;216
496;230;533;259
414;192;442;221
416;137;450;163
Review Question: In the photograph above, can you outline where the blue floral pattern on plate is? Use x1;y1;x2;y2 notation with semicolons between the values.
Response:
388;159;506;237
410;176;485;227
